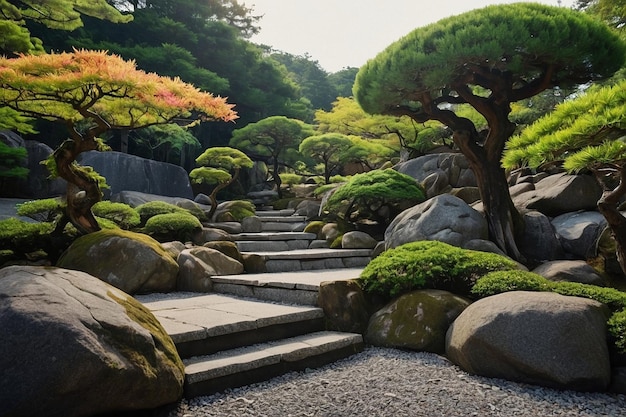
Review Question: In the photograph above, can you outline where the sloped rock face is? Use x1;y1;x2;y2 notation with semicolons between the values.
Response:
56;229;179;294
385;194;488;250
513;173;602;217
0;265;184;417
367;289;471;353
446;291;611;391
78;150;193;199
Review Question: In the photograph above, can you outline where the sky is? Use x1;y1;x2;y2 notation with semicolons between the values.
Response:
242;0;578;73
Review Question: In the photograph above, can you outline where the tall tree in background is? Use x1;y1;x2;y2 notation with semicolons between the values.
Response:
0;49;237;234
354;4;626;261
0;0;132;55
229;116;314;197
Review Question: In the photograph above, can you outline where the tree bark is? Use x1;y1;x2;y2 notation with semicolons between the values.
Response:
53;138;102;235
452;129;525;261
596;164;626;277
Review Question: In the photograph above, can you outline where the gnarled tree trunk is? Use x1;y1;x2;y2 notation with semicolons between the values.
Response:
596;164;626;276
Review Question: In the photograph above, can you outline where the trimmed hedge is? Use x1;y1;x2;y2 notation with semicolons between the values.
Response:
359;240;519;298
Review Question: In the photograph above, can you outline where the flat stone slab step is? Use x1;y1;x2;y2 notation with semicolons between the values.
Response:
136;293;325;357
258;215;307;223
256;209;295;217
248;248;372;260
232;232;317;241
183;331;364;397
212;268;364;305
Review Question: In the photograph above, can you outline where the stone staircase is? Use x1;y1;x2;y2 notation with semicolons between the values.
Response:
138;208;372;398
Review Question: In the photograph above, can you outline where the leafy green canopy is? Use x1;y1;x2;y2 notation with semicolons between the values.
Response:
355;4;625;117
503;80;626;172
0;0;132;54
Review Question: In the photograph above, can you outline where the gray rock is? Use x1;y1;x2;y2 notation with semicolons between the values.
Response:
514;173;602;216
367;289;471;354
201;227;233;243
532;260;608;286
0;265;184;417
187;246;244;276
342;231;378;249
395;153;476;190
242;215;263;233
111;190;201;209
519;210;564;263
551;211;607;259
446;291;611;391
321;223;341;243
177;249;216;292
462;239;507;257
385;194;488;250
318;280;371;334
56;229;179;294
294;199;322;219
78;150;193;199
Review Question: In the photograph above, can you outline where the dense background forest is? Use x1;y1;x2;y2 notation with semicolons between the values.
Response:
12;0;356;162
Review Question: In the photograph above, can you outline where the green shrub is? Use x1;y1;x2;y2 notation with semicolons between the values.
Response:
608;310;626;353
0;218;54;254
279;173;304;186
143;212;202;242
330;234;343;249
135;201;189;225
471;270;553;297
322;169;426;227
16;198;64;222
360;240;519;298
92;201;140;230
217;200;255;221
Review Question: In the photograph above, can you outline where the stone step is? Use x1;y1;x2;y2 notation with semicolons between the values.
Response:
183;331;364;397
136;293;326;359
242;248;372;273
258;215;307;223
232;231;317;252
212;268;364;305
256;209;295;217
261;221;307;232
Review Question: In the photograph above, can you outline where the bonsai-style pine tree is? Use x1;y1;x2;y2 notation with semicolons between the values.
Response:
229;115;314;197
299;133;354;184
503;80;626;276
0;49;237;234
354;4;626;260
189;146;253;220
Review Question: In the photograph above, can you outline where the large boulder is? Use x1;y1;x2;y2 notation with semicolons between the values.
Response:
366;289;470;354
551;211;607;259
385;194;488;250
518;210;564;264
514;173;602;217
532;260;607;286
446;291;611;391
394;153;476;198
79;150;194;199
0;265;184;417
0;131;65;198
342;231;378;249
56;229;179;294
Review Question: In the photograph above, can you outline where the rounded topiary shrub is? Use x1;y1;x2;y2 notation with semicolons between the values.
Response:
471;270;553;298
135;201;189;225
92;201;140;230
143;212;202;243
359;240;519;299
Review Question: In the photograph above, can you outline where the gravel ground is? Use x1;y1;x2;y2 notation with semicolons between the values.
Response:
167;347;626;417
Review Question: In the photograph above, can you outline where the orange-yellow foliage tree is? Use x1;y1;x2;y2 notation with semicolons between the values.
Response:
0;49;237;234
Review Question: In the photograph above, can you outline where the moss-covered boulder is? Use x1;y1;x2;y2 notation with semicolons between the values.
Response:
366;289;471;353
57;229;179;294
0;265;184;417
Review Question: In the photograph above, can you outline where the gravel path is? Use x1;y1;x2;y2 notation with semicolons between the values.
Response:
168;347;626;417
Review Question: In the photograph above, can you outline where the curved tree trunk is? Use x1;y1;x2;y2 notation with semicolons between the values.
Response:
452;129;525;262
53;138;102;235
596;164;626;277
